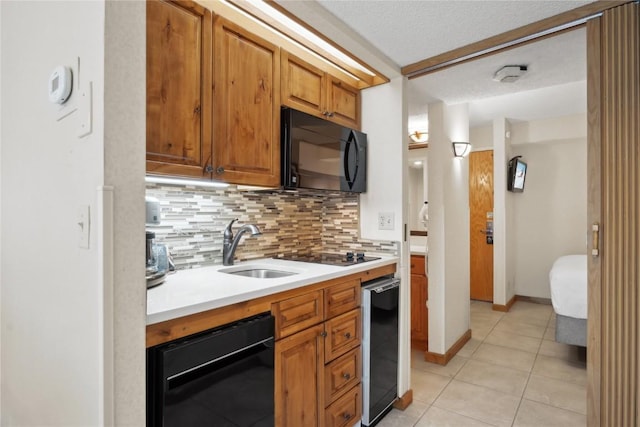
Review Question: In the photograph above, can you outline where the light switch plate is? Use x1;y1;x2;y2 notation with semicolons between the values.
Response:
77;81;93;138
378;212;394;230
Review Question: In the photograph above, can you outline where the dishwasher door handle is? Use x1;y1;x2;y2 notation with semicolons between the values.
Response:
166;337;273;382
372;280;400;293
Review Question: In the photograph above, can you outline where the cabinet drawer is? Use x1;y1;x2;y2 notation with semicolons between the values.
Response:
325;347;361;405
325;384;361;427
273;290;324;339
410;255;426;276
325;309;361;362
325;279;361;320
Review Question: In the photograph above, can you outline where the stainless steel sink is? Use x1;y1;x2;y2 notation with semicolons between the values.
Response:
218;264;301;279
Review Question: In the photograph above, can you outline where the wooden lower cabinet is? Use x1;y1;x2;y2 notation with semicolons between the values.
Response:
410;255;428;349
324;348;361;404
325;386;362;427
274;281;363;427
275;324;324;427
324;309;361;362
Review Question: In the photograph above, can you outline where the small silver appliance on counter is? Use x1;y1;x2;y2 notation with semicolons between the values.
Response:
146;196;173;288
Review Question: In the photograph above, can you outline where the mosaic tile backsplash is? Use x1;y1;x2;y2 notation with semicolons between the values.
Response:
146;184;398;270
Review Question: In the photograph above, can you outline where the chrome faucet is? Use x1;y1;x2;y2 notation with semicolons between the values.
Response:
222;219;262;266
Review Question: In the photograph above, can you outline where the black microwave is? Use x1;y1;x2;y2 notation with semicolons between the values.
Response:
281;107;367;193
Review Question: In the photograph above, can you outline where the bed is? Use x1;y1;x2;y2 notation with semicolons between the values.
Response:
549;255;588;347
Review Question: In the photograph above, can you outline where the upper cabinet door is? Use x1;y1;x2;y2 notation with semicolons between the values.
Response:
146;0;213;178
281;50;327;118
281;51;361;130
326;76;360;130
213;17;281;187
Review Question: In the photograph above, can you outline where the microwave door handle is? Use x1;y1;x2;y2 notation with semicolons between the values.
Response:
343;132;360;187
343;139;352;184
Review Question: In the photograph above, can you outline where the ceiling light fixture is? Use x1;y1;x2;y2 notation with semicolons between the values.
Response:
492;65;528;83
452;141;471;158
409;131;429;144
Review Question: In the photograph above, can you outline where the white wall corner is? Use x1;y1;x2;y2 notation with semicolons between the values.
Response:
104;1;146;425
427;102;471;354
360;76;411;396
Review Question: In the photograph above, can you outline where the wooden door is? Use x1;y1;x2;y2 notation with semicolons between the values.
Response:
146;0;213;178
281;50;327;118
214;17;281;187
275;324;324;427
469;150;494;302
326;76;360;129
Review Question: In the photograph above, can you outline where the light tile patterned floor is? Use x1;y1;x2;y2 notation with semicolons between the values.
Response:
377;300;587;427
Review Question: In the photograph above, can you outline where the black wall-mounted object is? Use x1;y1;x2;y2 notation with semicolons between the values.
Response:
507;156;527;193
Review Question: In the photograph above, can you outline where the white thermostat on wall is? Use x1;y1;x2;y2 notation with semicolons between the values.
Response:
48;65;73;104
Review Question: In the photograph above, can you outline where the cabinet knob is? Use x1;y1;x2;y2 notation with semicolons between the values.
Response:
344;332;351;339
205;165;214;173
320;331;328;338
216;166;225;175
342;372;351;380
342;413;352;420
327;112;334;117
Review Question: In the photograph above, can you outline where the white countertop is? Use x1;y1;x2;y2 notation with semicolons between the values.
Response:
147;256;398;325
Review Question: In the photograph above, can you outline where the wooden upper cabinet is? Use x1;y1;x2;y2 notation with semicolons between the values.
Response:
282;51;361;130
146;0;213;178
281;51;327;117
326;76;360;129
213;17;281;187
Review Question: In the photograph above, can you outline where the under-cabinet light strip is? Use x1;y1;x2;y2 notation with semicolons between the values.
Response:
219;0;370;81
145;176;230;189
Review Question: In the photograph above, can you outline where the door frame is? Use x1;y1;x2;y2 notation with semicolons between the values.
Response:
401;2;637;425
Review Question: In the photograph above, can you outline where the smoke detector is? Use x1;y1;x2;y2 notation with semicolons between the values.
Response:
493;65;528;83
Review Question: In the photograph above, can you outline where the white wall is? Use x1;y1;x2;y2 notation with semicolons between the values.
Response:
360;76;411;397
512;138;587;298
492;118;516;305
1;2;105;424
470;113;587;302
427;102;470;354
0;2;145;425
470;125;493;151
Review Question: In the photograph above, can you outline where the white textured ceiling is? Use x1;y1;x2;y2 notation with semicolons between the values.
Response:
408;27;587;127
314;0;593;67
276;0;592;129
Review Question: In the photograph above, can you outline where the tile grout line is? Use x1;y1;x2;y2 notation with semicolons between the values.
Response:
509;310;553;426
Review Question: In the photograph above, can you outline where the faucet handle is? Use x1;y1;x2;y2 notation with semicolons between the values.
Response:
224;218;238;239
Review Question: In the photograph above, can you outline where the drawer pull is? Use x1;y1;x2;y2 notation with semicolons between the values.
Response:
320;331;328;338
342;373;351;380
344;332;352;339
342;413;352;420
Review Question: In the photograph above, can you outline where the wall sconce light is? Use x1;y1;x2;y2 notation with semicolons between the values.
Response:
452;141;471;157
409;130;429;144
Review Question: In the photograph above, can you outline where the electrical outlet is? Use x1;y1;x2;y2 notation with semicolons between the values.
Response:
378;212;394;230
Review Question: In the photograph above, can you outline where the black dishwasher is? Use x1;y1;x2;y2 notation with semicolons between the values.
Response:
147;313;275;427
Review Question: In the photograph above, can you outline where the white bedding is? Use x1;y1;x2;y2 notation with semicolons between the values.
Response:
549;255;588;319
